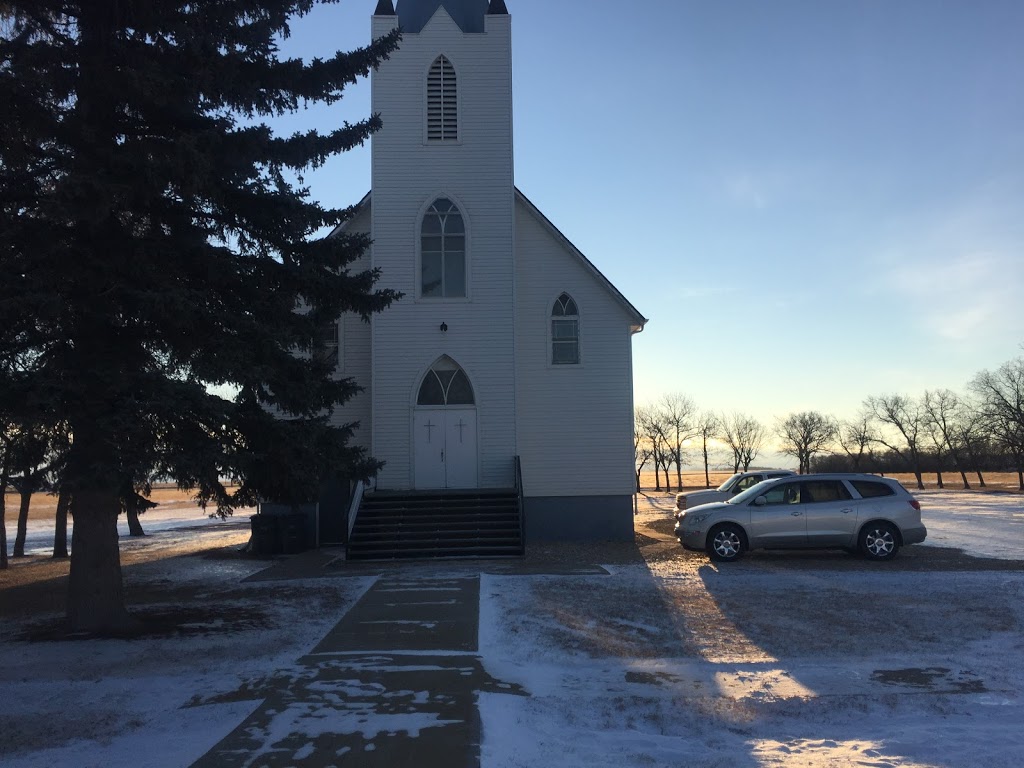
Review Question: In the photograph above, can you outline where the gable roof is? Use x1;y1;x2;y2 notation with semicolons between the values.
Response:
329;191;648;334
514;188;647;333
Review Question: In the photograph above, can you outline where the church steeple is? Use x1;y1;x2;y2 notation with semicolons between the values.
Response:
396;0;490;33
487;0;508;14
374;0;395;15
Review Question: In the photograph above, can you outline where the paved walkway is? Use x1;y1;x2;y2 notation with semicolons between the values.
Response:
192;568;527;768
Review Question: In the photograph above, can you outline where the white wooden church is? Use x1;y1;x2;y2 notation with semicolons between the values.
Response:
300;0;647;558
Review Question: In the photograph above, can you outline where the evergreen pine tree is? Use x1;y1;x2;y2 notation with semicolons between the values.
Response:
0;1;401;633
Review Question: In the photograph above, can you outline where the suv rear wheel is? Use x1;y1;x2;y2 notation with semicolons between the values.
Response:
860;522;900;561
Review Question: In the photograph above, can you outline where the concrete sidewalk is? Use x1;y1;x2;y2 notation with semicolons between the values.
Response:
192;571;526;768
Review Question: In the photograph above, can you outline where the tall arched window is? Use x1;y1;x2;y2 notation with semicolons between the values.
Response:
551;293;580;365
427;55;458;141
417;357;475;406
421;198;466;298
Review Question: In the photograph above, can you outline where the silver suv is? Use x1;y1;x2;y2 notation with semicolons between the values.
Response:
675;469;796;511
674;473;926;562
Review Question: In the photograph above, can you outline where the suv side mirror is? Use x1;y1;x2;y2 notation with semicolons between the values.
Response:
753;496;767;507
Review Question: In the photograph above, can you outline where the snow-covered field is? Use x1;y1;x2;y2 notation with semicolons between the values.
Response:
2;490;1022;767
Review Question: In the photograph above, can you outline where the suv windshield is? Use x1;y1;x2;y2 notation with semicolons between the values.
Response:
718;473;743;492
728;478;777;505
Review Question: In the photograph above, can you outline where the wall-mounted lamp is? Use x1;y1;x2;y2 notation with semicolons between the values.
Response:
440;322;448;333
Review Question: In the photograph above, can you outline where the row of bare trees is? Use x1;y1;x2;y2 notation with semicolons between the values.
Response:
1;414;153;569
635;354;1024;493
635;396;768;492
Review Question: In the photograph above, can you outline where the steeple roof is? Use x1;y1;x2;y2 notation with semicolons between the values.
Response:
374;0;395;15
396;0;490;33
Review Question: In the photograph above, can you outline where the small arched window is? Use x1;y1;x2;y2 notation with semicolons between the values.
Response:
418;357;475;406
421;198;466;298
551;293;580;365
427;55;458;141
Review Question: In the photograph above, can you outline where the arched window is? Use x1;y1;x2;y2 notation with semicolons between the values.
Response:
421;198;466;298
427;55;458;141
551;293;580;365
417;357;475;406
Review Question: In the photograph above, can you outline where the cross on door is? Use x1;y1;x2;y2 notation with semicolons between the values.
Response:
423;420;436;442
454;418;467;443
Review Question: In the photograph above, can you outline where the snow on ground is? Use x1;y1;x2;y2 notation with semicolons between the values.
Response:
915;489;1024;559
478;491;1024;767
2;490;1023;767
15;499;247;557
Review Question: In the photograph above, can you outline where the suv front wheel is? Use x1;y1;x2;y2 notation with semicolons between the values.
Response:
707;523;746;563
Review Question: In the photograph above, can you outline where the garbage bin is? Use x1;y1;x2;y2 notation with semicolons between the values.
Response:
250;514;281;555
280;513;308;554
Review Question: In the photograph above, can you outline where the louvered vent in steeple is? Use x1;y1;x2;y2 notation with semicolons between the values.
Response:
427;55;458;141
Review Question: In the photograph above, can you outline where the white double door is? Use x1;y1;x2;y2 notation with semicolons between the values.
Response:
413;408;478;489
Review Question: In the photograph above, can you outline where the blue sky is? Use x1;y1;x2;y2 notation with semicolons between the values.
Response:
279;0;1024;427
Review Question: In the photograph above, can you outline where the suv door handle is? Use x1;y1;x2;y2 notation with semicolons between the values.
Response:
841;507;852;514
790;511;803;517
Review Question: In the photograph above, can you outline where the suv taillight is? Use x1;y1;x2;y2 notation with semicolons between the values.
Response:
909;500;921;511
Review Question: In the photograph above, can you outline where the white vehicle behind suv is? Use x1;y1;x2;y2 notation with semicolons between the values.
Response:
676;470;796;511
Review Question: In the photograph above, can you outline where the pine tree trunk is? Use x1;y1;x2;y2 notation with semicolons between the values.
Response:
126;506;145;537
67;489;136;634
13;489;30;557
53;490;70;559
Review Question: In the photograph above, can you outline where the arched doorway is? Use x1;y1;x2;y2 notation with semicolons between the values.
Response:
414;357;478;489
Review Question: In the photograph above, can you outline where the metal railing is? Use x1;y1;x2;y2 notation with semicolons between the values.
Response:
514;455;525;552
347;480;365;543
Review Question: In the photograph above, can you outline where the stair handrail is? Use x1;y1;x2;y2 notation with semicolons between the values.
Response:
514;455;525;550
347;480;365;542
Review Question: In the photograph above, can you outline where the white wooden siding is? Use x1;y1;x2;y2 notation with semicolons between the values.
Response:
370;12;517;489
326;203;373;451
513;196;638;497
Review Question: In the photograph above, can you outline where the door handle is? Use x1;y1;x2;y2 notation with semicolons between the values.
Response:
791;511;803;517
441;451;444;462
841;508;852;514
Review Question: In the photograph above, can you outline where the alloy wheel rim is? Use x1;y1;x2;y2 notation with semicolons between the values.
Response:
866;529;894;556
714;532;740;557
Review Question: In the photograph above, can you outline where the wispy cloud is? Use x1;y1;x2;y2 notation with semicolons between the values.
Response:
870;187;1024;343
725;173;769;209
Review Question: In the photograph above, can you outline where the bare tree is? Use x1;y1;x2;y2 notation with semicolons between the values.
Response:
719;412;766;472
777;411;838;474
9;425;50;558
634;410;655;493
838;410;877;470
865;394;927;489
922;389;971;489
694;411;720;488
0;425;10;570
953;397;990;488
636;406;672;491
659;393;698;491
971;357;1024;490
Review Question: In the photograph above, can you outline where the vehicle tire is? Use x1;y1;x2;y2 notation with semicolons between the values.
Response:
860;522;900;561
707;524;745;563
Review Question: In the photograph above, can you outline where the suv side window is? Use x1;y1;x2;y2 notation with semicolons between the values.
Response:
850;480;895;499
800;480;852;504
735;475;764;492
762;482;801;505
